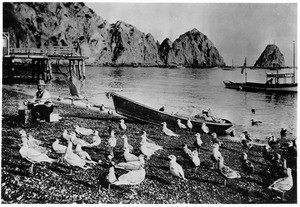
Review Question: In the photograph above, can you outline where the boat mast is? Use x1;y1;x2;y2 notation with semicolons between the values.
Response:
245;57;247;83
293;41;296;83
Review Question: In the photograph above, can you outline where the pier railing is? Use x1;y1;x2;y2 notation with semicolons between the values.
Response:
8;46;78;58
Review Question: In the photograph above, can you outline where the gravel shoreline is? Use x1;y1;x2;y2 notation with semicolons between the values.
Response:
1;87;297;204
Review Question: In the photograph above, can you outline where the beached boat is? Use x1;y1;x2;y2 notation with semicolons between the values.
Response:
107;92;233;133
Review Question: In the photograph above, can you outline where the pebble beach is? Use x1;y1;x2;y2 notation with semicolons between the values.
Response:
1;86;297;204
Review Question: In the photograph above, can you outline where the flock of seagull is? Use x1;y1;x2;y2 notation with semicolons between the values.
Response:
18;115;297;202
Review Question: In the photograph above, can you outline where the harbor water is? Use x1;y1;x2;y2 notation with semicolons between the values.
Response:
57;66;298;142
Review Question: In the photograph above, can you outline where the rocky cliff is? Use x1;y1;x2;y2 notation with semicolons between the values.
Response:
254;44;285;68
3;2;224;67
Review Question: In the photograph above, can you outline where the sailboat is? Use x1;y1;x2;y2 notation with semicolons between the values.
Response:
222;59;237;70
239;43;297;93
223;47;297;93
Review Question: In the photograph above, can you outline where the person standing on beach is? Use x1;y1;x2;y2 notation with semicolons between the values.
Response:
27;80;54;121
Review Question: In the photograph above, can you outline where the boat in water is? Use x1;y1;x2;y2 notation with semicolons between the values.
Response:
223;43;297;93
107;92;233;134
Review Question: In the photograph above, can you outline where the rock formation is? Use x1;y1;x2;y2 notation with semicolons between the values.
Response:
254;44;285;68
3;2;224;67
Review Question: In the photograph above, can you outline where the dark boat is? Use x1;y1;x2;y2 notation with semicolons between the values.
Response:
223;80;242;90
107;92;233;133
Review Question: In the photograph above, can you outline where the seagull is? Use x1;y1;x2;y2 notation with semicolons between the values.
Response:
159;106;165;112
119;119;127;131
89;131;101;147
287;140;297;157
177;119;187;129
62;129;74;141
242;130;252;141
141;131;163;152
74;143;97;165
115;154;145;171
70;133;91;147
201;123;209;134
263;144;275;164
108;130;117;157
191;150;201;167
194;133;203;153
211;143;223;170
187;118;193;131
240;134;253;150
106;158;117;191
112;164;146;185
251;108;255;114
75;125;94;136
218;156;241;187
123;146;139;162
19;138;55;174
168;155;186;180
251;119;262;126
162;122;179;137
122;135;134;152
52;139;67;162
280;128;287;137
182;144;193;159
268;168;293;201
108;108;113;115
241;152;254;173
268;135;280;149
211;132;225;148
228;129;236;137
63;141;91;174
140;139;156;160
27;134;48;154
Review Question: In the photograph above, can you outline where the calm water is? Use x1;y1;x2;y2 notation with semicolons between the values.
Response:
69;66;297;142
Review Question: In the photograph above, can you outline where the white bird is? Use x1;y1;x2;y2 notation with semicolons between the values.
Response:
62;129;74;141
241;152;254;173
19;138;55;174
27;134;48;154
211;132;225;147
75;125;94;136
63;141;91;174
182;144;193;159
211;143;223;170
201;123;209;134
112;164;146;185
123;146;139;162
162;122;179;137
141;131;163;152
268;168;293;201
70;133;91;147
89;131;101;147
106;159;117;191
168;155;186;180
108;130;117;157
177;119;187;129
140;140;156;160
115;154;145;171
218;156;241;187
122;135;133;152
52;139;67;161
194;133;203;153
119;119;127;131
108;108;113;115
74;143;97;165
187;118;193;131
191;150;201;167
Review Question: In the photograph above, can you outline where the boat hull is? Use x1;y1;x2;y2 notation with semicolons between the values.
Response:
223;80;242;90
109;92;233;133
240;82;298;93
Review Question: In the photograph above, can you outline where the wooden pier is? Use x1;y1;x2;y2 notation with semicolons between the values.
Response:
2;38;88;84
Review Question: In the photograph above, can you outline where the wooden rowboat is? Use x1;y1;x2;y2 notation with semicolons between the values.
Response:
107;92;233;134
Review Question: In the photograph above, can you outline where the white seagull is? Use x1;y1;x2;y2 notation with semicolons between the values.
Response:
141;131;163;152
194;133;203;153
168;155;186;180
115;154;145;171
162;122;179;137
211;143;223;170
62;129;74;141
74;143;97;165
123;146;139;162
201;123;209;134
191;150;201;167
187;118;193;131
52;139;67;162
89;131;101;147
112;164;146;185
122;135;134;152
177;119;187;129
218;156;241;187
119;119;127;131
19;138;55;174
70;133;91;147
268;168;293;201
75;125;94;136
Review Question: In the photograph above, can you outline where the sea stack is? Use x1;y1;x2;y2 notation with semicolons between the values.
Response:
254;44;285;68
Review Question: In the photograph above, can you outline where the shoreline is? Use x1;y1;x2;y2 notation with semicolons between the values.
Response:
1;87;297;204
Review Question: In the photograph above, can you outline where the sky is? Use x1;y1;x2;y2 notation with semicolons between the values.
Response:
85;1;297;67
